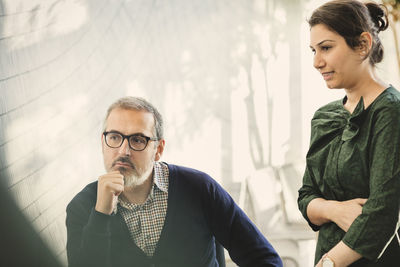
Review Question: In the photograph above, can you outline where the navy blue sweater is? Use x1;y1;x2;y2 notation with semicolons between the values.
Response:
66;164;282;267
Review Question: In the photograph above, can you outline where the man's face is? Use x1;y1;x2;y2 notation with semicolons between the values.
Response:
102;108;163;187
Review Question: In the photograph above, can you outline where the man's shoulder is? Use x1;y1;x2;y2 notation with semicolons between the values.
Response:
76;181;98;198
167;163;214;181
66;181;98;211
167;163;209;176
166;163;221;190
166;163;234;207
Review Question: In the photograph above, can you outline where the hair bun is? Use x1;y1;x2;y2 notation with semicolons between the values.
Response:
366;2;389;32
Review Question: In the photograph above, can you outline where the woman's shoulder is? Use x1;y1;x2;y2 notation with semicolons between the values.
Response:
312;98;345;120
308;99;348;139
318;98;342;109
371;86;400;114
376;86;400;105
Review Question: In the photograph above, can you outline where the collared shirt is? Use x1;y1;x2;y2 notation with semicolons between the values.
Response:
117;161;169;257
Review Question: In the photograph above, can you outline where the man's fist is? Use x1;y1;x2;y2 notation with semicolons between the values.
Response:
95;171;124;215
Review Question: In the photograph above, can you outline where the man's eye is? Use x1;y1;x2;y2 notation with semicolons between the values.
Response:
109;134;120;140
131;136;146;144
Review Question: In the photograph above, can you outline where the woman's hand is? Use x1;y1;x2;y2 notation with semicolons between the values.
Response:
330;198;367;232
315;242;362;267
307;197;367;230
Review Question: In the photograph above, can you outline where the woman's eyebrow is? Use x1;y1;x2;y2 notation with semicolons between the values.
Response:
310;39;335;49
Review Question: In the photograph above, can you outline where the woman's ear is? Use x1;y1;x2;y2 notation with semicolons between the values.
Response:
359;32;373;57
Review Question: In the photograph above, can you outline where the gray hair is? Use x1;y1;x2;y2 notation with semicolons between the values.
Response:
103;96;164;140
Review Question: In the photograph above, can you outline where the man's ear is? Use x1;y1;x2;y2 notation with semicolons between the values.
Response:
155;139;165;161
101;133;105;152
359;32;373;58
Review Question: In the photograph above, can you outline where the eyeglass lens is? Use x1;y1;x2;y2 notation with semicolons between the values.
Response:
105;132;148;150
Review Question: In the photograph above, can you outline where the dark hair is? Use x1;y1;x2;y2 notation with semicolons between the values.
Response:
104;97;164;140
309;0;389;66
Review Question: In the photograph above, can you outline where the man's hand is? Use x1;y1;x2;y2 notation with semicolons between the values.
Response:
95;171;124;215
330;198;367;232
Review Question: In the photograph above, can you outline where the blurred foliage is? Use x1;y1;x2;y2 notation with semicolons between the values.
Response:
382;0;400;21
382;0;400;73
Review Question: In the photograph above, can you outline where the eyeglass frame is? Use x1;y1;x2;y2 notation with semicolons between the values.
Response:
103;131;159;151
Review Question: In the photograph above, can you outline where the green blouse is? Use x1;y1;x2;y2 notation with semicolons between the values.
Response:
298;86;400;264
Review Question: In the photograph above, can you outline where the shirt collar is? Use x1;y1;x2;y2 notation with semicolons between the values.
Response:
153;161;169;193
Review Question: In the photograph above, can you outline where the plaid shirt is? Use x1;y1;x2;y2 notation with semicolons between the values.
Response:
117;162;169;257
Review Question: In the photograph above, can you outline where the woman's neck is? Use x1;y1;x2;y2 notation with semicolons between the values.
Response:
343;69;387;113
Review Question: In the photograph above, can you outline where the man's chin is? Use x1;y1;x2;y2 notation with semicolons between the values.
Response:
122;163;154;188
124;174;148;187
117;166;130;175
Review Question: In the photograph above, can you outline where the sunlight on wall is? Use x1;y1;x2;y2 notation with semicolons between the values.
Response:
2;0;88;51
161;82;223;181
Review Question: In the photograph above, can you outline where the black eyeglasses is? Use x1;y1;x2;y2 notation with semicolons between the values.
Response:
103;131;158;151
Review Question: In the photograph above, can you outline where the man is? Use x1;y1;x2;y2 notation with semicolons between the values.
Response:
66;97;282;267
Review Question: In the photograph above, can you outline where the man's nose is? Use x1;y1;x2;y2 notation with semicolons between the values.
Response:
118;139;131;155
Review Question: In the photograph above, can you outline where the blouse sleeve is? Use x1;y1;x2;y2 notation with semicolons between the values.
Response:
298;108;329;232
298;164;324;232
342;103;400;261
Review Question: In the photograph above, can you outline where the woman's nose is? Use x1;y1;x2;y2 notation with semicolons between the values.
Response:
313;53;325;70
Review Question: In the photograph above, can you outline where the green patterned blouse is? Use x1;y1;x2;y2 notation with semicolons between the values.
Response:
298;86;400;265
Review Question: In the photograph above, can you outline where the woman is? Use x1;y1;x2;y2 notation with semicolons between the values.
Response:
297;0;400;266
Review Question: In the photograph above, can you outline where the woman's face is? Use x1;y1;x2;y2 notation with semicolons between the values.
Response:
310;24;364;90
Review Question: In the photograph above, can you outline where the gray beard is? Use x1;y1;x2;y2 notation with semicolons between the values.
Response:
121;164;153;187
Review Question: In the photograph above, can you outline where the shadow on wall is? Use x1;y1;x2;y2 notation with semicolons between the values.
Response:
0;0;110;263
0;179;63;267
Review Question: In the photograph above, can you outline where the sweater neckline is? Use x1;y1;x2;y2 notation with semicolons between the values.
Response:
112;163;178;259
149;163;177;258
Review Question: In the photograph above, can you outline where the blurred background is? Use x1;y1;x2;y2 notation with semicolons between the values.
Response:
0;0;399;266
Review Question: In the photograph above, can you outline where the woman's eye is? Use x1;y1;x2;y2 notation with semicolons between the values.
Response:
321;46;331;51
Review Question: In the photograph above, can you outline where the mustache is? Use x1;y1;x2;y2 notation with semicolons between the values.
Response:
112;157;135;168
